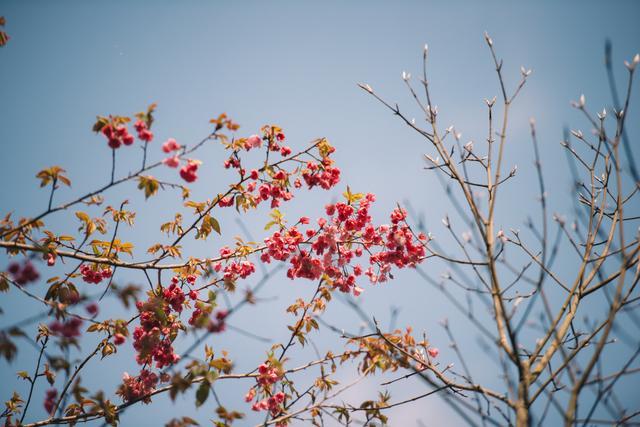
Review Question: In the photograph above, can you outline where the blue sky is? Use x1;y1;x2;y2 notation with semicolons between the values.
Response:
1;1;639;426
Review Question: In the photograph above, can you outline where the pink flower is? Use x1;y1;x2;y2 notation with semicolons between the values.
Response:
280;146;292;156
162;138;181;153
244;388;256;402
244;134;262;150
428;347;439;358
85;302;99;316
43;388;58;413
163;155;180;168
179;160;199;183
134;120;146;132
138;129;154;142
114;333;126;345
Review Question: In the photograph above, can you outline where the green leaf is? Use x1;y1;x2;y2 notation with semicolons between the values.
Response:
210;217;221;235
195;381;210;407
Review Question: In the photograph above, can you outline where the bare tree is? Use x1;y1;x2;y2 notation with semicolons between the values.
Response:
347;35;640;426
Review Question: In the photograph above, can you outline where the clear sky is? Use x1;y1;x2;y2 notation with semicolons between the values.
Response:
1;1;639;426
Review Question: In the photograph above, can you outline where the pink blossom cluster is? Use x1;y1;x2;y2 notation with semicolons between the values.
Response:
256;362;281;386
7;260;40;285
160;137;200;183
211;247;257;283
118;369;159;404
245;362;287;424
43;388;57;413
179;160;199;183
79;264;112;284
216;127;340;210
134;120;154;143
259;196;427;295
206;309;228;333
162;279;187;313
161;138;182;169
301;159;341;190
132;296;181;369
49;318;83;339
251;391;286;417
101;124;135;149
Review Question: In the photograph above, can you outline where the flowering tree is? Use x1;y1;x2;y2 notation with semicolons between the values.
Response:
1;33;639;427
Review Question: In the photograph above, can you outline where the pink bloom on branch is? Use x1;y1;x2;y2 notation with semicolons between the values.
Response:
85;302;99;316
43;388;58;413
114;333;126;345
8;260;40;285
49;318;83;339
134;120;153;143
118;370;159;404
162;155;180;168
138;129;153;142
244;388;256;402
134;120;146;132
161;138;181;153
428;347;439;358
244;134;262;150
179;160;199;183
280;145;291;156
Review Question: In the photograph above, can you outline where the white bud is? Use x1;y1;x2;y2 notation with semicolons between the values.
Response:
520;66;532;77
552;213;566;226
485;96;496;107
624;53;640;71
425;154;439;165
484;31;493;46
402;71;411;81
571;129;583;139
424;43;429;54
359;83;373;93
597;108;607;120
464;141;474;152
579;94;585;107
442;216;450;227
